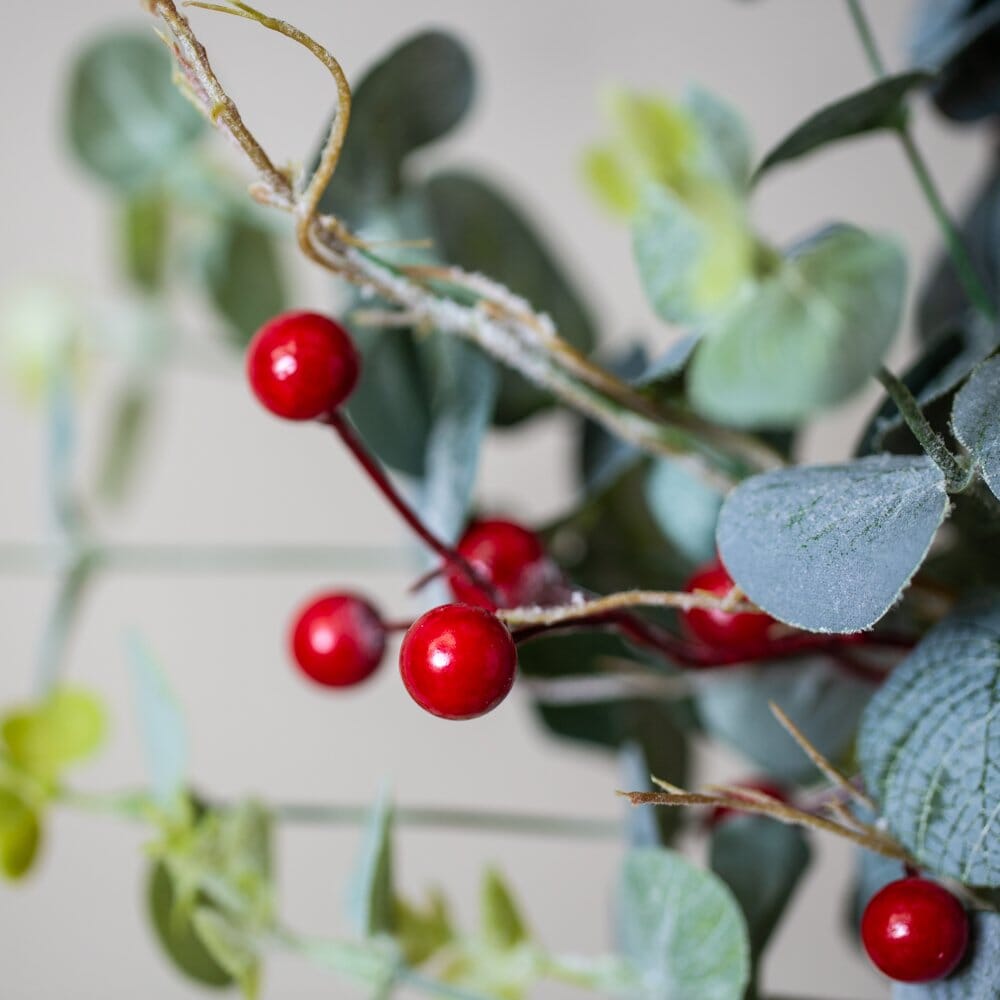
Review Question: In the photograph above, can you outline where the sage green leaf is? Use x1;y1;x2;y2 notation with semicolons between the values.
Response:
147;861;234;988
616;848;750;1000
716;455;948;632
689;225;906;427
481;869;529;951
318;32;474;225
709;817;811;961
645;459;723;565
696;659;871;782
0;788;42;880
858;594;1000;886
201;215;287;348
96;382;155;505
346;792;395;938
120;189;169;292
894;912;1000;999
685;87;753;191
191;908;261;999
424;171;597;425
754;73;931;180
2;688;106;784
952;354;1000;501
66;33;204;191
127;634;188;810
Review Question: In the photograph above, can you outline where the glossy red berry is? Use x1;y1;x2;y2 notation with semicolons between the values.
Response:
861;877;969;983
247;311;359;421
447;518;548;610
707;780;790;828
681;561;775;650
399;604;517;720
290;592;386;688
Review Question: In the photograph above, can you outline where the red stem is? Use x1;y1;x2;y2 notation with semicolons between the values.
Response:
325;412;498;605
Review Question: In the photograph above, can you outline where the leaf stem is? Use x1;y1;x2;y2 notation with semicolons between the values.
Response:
845;0;998;323
876;366;972;490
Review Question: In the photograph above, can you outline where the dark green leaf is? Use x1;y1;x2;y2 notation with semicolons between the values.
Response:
65;33;204;191
859;594;1000;886
120;189;169;292
952;354;1000;500
318;32;474;225
616;848;750;1000
0;788;42;880
346;792;395;938
201;216;287;348
754;73;931;179
696;659;871;782
424;171;598;425
709;816;811;961
147;861;234;988
717;455;948;632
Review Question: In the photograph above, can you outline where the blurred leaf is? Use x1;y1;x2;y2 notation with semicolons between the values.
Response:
685;86;753;192
696;659;871;782
66;33;204;191
121;189;169;293
424;171;598;425
96;382;155;505
847;848;904;934
754;73;930;179
2;687;106;785
395;891;454;966
192;908;261;999
709;816;811;961
620;742;664;848
952;354;1000;500
127;634;188;811
201;215;287;348
616;848;750;1000
318;31;474;225
911;0;1000;122
859;593;1000;886
0;788;41;880
717;455;948;633
689;225;906;427
645;459;723;565
346;792;395;939
894;912;1000;999
147;860;234;988
480;870;529;951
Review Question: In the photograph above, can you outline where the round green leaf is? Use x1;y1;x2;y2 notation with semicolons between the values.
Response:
689;225;906;427
645;458;723;565
66;33;204;191
0;788;41;880
716;455;948;633
859;594;1000;886
147;861;234;988
952;354;1000;502
616;848;750;1000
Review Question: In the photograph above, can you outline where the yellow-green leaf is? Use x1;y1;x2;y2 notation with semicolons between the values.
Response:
0;787;42;879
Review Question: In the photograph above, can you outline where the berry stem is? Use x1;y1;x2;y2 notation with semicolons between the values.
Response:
325;412;499;604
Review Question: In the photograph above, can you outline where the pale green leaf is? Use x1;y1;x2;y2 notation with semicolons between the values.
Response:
347;792;395;938
191;908;261;999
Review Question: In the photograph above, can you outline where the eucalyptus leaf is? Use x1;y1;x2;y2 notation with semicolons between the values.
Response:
346;792;396;939
709;816;811;961
0;788;41;880
696;659;871;782
685;87;753;192
127;634;188;810
121;189;169;292
201;215;287;348
645;459;723;565
952;354;1000;500
318;32;474;225
616;848;750;1000
858;594;1000;886
689;225;906;428
424;171;597;425
147;861;234;988
716;455;948;632
191;908;261;999
66;33;204;191
893;912;1000;999
754;73;931;179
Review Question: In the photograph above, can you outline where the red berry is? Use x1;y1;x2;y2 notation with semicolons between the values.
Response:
707;780;790;828
861;877;968;983
399;604;517;720
447;518;548;610
290;592;386;688
681;561;775;650
247;311;359;421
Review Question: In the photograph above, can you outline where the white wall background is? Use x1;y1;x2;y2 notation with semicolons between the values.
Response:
0;1;990;998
